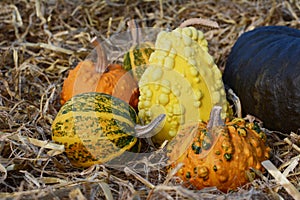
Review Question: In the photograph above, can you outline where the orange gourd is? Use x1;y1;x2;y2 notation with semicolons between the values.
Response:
167;106;271;192
60;37;139;110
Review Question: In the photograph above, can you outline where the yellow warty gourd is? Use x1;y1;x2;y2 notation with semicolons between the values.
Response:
138;27;227;144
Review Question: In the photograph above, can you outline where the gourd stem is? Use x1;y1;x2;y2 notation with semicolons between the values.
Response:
134;114;166;138
227;88;242;118
207;106;225;133
128;19;141;46
91;36;108;73
179;18;219;29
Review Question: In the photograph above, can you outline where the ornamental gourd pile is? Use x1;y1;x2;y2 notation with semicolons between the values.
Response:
52;20;272;193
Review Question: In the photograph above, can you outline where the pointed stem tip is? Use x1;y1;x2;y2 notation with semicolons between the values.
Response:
207;106;225;133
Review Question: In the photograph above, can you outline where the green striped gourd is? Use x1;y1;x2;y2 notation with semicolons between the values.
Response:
52;92;140;168
123;42;154;81
123;19;154;81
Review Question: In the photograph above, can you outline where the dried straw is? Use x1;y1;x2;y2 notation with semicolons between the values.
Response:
0;0;300;199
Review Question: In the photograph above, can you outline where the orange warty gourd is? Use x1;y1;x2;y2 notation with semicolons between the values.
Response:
60;37;139;110
167;106;271;192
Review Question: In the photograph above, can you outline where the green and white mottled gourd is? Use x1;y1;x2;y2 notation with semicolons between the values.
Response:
138;26;228;145
52;92;164;168
123;20;154;81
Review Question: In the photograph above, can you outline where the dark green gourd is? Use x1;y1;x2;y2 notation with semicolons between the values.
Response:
223;26;300;133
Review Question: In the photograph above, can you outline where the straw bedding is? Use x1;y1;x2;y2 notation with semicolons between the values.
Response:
0;0;300;199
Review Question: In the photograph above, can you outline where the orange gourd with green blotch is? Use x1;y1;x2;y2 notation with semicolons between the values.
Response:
167;106;271;192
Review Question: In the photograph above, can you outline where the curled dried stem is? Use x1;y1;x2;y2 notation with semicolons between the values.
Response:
134;114;166;138
91;36;108;73
179;18;219;29
227;88;242;118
